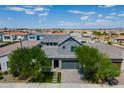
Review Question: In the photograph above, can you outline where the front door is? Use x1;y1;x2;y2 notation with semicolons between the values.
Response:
54;60;59;68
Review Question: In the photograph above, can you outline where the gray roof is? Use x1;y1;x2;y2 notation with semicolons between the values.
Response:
42;46;76;59
41;34;70;44
84;42;124;59
42;42;124;60
0;41;41;57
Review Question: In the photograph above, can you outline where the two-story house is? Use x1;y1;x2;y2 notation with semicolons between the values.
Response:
41;35;82;70
41;35;124;71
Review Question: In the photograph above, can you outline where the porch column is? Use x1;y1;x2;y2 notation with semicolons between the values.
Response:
51;60;54;69
59;60;62;69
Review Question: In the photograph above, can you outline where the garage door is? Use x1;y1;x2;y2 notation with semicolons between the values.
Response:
62;60;79;69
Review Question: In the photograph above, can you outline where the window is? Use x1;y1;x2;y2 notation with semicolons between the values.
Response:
71;46;77;52
50;43;53;46
4;36;11;39
29;36;35;39
62;46;66;49
54;43;58;46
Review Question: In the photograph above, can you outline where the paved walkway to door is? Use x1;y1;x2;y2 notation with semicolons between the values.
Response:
61;69;85;83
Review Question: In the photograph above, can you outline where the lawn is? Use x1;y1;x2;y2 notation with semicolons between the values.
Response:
57;72;61;83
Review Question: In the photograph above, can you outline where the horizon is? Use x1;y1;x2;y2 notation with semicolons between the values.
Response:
0;5;124;29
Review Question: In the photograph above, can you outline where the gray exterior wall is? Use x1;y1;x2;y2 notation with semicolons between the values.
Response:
58;38;82;55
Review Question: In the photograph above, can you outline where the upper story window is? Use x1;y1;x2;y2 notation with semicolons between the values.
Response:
45;42;58;46
62;46;66;49
71;46;77;52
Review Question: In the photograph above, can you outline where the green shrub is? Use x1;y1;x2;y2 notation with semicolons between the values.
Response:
3;71;8;75
0;72;3;80
108;41;112;45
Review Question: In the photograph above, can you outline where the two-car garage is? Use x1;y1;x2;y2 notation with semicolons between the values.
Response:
62;60;79;69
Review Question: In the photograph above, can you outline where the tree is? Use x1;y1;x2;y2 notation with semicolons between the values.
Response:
75;46;120;83
9;48;32;78
30;47;51;81
9;47;51;82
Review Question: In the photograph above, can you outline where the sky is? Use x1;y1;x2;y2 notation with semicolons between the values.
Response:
0;5;124;29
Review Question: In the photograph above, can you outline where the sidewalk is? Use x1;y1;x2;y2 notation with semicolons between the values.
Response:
0;83;124;88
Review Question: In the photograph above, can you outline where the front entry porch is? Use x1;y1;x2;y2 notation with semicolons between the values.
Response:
51;59;62;72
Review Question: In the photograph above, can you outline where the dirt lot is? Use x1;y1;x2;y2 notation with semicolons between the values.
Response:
0;74;26;83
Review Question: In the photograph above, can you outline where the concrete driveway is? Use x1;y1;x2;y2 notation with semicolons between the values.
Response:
61;69;84;83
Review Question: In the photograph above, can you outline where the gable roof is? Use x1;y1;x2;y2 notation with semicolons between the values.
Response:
41;34;82;46
41;34;70;43
58;36;82;46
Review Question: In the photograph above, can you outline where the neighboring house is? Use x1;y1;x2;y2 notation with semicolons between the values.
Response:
27;32;44;41
0;41;40;72
113;36;124;43
85;42;124;70
82;32;94;42
0;32;3;41
70;32;84;43
2;31;28;42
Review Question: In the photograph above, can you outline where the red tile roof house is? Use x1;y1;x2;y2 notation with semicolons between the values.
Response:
0;41;40;72
2;31;29;42
113;36;124;43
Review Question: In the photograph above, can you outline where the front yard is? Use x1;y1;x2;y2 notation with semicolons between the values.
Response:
0;71;62;83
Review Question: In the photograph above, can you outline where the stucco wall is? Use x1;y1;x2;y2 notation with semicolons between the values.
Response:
0;55;8;72
3;35;13;42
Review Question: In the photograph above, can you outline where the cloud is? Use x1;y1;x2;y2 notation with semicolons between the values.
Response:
96;19;111;23
80;16;89;20
98;14;102;17
34;7;49;12
105;16;115;19
84;19;111;28
109;12;116;16
7;18;13;20
58;21;81;27
68;10;96;15
25;10;35;14
6;6;50;16
118;13;124;17
39;12;48;16
98;5;115;8
7;7;27;12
